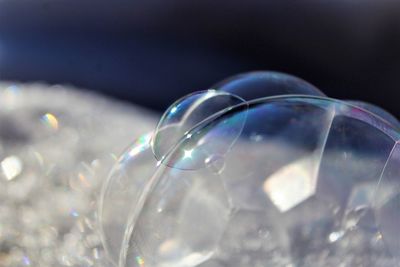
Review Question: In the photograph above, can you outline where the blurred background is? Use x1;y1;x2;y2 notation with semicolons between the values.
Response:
0;0;399;116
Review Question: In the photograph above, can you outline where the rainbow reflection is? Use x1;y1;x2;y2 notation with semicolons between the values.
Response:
41;113;59;130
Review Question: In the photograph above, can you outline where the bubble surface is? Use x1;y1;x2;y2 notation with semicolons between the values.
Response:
346;100;400;129
152;90;248;170
213;71;400;131
214;71;325;101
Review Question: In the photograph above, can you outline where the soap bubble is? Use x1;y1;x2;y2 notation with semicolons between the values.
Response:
214;71;325;100
100;94;400;267
152;90;248;170
214;71;399;130
151;71;326;170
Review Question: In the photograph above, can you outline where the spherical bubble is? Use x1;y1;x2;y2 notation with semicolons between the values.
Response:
152;90;248;170
100;94;400;267
213;71;325;101
213;71;399;131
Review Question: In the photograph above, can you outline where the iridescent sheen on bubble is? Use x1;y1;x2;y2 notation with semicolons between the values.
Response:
214;71;325;100
346;100;400;129
151;90;247;170
214;71;400;129
101;98;400;267
99;72;400;267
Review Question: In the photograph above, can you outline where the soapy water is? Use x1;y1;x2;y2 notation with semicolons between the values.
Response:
99;71;400;267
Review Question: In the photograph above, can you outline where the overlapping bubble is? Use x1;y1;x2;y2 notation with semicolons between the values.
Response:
99;71;400;267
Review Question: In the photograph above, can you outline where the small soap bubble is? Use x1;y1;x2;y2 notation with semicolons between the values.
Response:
152;90;247;170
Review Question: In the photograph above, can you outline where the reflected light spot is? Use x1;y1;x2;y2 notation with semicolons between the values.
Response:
78;173;91;188
41;113;59;130
205;89;217;99
1;155;23;181
22;256;31;266
136;256;145;266
170;106;178;114
121;133;152;163
263;156;317;212
183;149;194;159
328;231;344;243
70;210;79;217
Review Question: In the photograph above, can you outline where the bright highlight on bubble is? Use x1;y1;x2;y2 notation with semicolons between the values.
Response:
151;90;248;170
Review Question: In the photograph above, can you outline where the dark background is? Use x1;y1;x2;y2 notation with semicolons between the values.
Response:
0;1;399;116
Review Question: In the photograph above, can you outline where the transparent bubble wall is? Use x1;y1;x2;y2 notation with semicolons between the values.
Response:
99;71;400;267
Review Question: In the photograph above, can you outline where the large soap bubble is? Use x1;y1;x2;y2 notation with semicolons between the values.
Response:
214;71;399;128
214;71;325;100
99;71;400;267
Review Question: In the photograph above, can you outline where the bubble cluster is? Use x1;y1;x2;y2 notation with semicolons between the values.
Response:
100;71;400;267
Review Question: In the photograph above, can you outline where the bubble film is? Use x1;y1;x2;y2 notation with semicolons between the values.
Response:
100;71;400;267
99;133;156;265
214;71;399;128
346;100;400;129
152;90;247;170
214;71;325;100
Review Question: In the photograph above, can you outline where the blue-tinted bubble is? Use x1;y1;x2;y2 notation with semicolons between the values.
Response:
214;71;325;101
214;71;400;130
